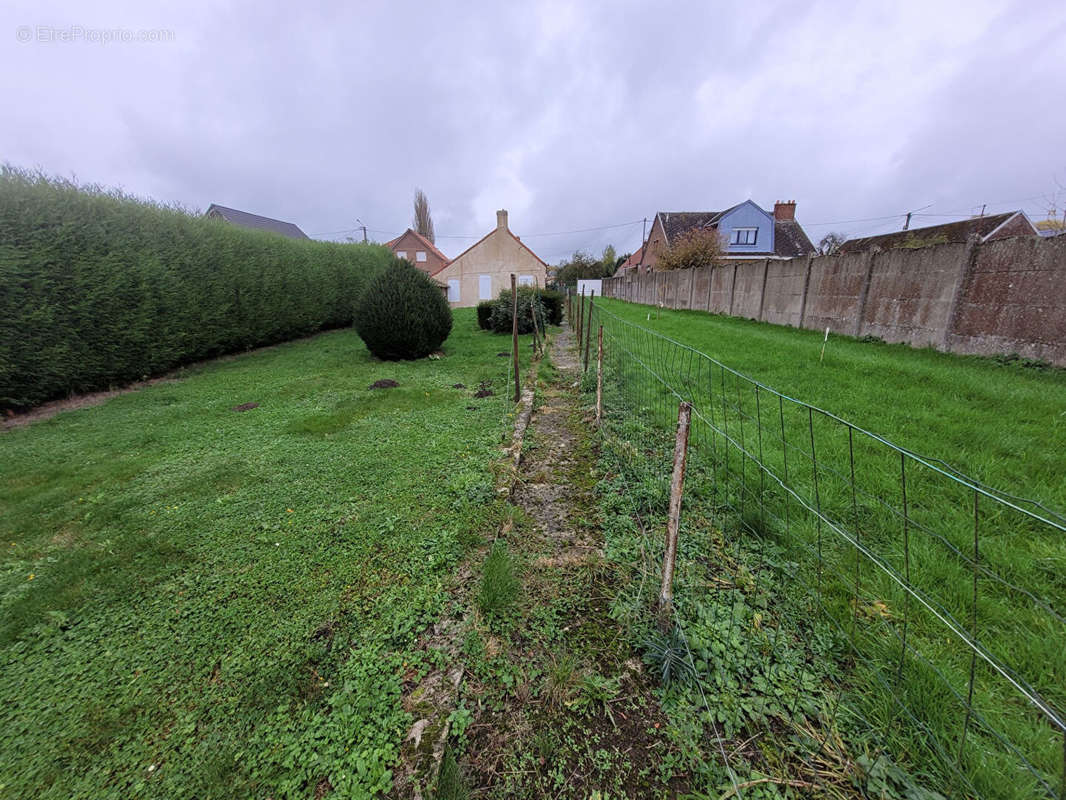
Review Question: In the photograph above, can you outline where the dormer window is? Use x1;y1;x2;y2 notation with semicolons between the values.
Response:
416;251;427;262
730;228;758;246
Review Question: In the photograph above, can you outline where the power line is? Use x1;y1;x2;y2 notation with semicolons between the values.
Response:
310;193;1056;244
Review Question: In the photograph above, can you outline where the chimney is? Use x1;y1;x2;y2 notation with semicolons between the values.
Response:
774;200;796;221
496;209;508;231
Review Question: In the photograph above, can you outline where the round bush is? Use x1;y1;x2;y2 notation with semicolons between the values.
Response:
354;258;453;359
488;287;547;335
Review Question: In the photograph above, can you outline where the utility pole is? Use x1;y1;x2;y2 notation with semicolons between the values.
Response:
903;212;911;231
356;218;368;243
639;217;648;272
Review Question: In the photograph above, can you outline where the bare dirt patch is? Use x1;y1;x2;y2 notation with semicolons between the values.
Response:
231;402;259;412
3;377;177;431
369;379;399;390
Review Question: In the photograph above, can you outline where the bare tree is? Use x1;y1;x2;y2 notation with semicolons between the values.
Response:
818;231;846;255
413;189;435;243
657;228;725;270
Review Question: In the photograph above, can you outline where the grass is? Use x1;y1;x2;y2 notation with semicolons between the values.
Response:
597;297;1066;506
589;298;1066;798
0;309;531;799
478;540;519;619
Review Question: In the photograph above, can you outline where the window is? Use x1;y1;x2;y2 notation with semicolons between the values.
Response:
416;251;427;262
518;275;534;286
478;275;492;300
730;228;758;246
447;279;460;303
396;250;407;259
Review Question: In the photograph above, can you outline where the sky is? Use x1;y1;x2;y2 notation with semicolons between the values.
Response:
2;0;1064;262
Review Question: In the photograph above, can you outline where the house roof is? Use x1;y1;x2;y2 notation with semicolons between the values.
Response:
619;246;646;271
774;219;816;258
838;212;1030;254
205;204;309;239
438;224;547;276
654;204;815;259
385;228;450;264
656;211;725;244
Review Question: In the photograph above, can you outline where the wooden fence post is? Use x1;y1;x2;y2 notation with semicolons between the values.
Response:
659;401;692;629
511;274;520;403
529;280;541;356
584;290;595;373
595;325;604;426
578;288;585;344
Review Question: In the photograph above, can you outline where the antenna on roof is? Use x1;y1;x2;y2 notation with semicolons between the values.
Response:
902;203;933;230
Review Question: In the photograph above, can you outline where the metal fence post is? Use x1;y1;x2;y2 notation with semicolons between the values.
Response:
577;288;585;345
511;274;520;403
584;290;594;373
595;325;604;426
659;400;692;629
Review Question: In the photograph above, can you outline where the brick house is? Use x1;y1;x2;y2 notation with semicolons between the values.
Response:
838;211;1039;254
623;200;815;274
384;229;450;275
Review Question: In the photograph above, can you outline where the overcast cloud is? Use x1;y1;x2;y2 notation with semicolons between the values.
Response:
2;0;1064;261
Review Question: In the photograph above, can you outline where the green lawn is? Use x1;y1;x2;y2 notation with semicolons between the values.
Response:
596;297;1066;508
590;297;1066;798
0;309;526;799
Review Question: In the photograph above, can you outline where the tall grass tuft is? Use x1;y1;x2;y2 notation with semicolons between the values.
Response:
479;539;519;617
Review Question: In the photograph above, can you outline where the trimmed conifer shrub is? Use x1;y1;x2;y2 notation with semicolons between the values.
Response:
354;258;453;360
0;166;394;410
488;287;547;335
476;301;494;330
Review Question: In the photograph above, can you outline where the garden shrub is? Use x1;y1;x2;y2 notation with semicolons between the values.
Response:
476;301;494;330
354;257;453;360
539;289;564;326
487;287;547;335
0;166;393;410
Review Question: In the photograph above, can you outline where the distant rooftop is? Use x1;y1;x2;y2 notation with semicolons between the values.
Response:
838;212;1033;254
205;203;309;239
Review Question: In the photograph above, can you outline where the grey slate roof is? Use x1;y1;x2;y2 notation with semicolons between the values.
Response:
205;204;309;239
773;219;816;258
657;209;731;243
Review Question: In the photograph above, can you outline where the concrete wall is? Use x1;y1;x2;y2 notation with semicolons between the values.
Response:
762;256;810;327
802;252;870;335
730;259;767;319
860;242;968;345
602;235;1066;366
947;235;1066;363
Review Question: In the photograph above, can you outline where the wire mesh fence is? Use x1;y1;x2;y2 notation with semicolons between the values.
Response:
582;300;1066;799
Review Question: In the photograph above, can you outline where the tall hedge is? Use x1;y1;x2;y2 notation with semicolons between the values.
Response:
0;167;393;409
